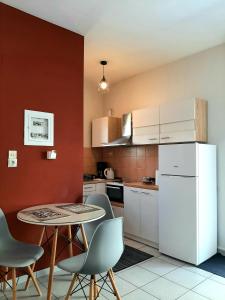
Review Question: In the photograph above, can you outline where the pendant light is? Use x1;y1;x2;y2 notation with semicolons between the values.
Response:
98;60;109;92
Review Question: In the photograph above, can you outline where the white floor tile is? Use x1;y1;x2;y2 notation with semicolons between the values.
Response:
50;274;107;299
182;264;213;278
142;277;188;300
158;254;186;266
164;268;206;289
101;275;136;299
118;265;159;287
193;278;225;300
124;238;145;249
177;290;209;300
139;257;178;275
38;273;73;298
210;273;225;285
140;245;161;257
2;280;53;299
123;288;158;300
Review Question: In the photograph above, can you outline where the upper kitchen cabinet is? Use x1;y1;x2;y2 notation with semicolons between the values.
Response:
92;116;121;147
160;98;207;144
132;106;160;144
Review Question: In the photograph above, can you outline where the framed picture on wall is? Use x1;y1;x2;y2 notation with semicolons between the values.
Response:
24;110;54;146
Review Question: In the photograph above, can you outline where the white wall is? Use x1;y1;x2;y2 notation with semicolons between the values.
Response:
84;79;104;147
103;43;225;251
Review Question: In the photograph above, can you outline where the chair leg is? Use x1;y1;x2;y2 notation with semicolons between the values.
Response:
108;270;121;300
65;273;77;300
12;268;17;300
3;267;8;292
25;226;45;290
27;266;42;296
94;275;98;298
89;275;94;300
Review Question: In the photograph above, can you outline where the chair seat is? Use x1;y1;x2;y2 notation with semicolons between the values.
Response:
58;252;87;274
0;240;44;268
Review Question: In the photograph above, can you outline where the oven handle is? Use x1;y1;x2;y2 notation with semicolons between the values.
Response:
106;186;121;190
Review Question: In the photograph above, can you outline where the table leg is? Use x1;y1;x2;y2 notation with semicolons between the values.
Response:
25;226;45;290
47;226;58;300
80;224;88;251
67;225;73;257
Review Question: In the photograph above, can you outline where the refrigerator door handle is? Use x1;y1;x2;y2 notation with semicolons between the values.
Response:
160;174;196;178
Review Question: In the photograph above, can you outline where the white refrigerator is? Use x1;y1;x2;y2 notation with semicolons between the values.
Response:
158;143;217;265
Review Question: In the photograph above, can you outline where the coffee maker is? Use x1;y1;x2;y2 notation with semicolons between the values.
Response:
97;162;108;179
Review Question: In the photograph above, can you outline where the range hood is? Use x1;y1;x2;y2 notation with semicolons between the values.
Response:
105;113;132;146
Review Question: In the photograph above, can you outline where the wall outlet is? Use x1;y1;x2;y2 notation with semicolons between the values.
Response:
8;158;17;168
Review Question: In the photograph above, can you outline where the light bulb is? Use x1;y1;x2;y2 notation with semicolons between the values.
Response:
99;80;108;90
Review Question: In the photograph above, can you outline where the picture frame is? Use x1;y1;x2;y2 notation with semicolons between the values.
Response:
24;110;54;146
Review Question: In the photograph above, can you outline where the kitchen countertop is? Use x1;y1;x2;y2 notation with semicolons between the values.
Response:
124;182;159;190
83;179;159;191
83;179;118;184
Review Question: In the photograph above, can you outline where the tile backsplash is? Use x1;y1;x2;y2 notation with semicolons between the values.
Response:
83;147;102;174
84;145;158;182
102;145;158;182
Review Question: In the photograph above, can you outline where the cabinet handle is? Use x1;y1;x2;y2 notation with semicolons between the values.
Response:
130;190;138;193
161;136;170;139
148;138;157;140
141;191;150;195
173;165;179;168
107;186;121;190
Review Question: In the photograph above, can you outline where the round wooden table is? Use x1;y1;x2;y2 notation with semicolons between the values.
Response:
17;203;105;300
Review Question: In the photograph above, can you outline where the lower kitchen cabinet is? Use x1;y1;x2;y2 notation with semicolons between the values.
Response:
140;190;158;243
112;205;124;218
83;182;106;202
124;186;158;245
124;188;141;237
95;182;106;194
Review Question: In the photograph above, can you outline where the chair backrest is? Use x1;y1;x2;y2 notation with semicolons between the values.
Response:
0;209;14;245
80;217;124;275
85;193;114;220
81;193;115;242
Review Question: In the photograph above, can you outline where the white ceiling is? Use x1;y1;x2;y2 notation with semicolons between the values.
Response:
2;0;225;85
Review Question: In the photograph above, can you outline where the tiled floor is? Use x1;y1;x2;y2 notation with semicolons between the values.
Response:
0;238;224;299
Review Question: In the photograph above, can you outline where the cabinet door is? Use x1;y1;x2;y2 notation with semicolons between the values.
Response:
124;188;141;236
160;120;196;144
92;117;108;147
140;190;158;243
160;98;196;124
133;106;159;127
158;175;197;263
95;183;106;194
83;184;96;195
133;125;159;144
112;206;124;218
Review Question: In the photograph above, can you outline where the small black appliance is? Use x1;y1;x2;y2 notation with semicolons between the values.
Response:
97;161;108;179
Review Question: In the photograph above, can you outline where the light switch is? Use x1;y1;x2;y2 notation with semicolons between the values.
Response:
8;150;18;167
9;150;17;159
8;158;17;168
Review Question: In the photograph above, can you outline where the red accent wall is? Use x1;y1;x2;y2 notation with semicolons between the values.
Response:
0;3;83;268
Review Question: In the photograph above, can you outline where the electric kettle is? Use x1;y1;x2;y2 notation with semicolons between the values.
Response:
104;168;115;180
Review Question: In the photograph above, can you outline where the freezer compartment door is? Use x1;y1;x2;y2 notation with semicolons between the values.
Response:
159;175;198;264
159;143;197;176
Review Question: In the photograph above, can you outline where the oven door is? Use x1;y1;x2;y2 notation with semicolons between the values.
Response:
106;184;124;203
